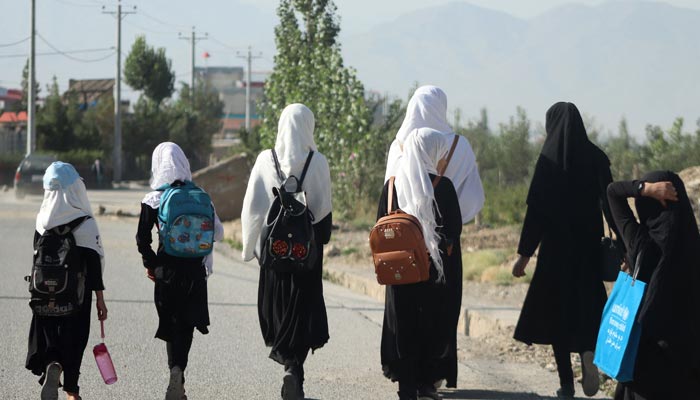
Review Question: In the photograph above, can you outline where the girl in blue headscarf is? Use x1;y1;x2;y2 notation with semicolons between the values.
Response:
26;161;108;400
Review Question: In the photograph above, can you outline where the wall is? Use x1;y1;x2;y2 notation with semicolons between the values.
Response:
192;153;252;221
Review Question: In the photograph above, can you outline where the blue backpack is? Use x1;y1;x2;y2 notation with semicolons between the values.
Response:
157;181;215;258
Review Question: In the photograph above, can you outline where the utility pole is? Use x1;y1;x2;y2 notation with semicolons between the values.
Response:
236;46;262;131
102;0;135;183
179;27;207;107
26;0;36;155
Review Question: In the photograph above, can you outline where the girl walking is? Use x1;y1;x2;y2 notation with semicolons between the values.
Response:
241;104;332;400
511;102;619;398
607;171;700;399
379;128;463;400
136;142;223;400
26;161;108;400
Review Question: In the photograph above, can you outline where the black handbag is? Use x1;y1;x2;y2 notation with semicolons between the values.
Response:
600;227;624;282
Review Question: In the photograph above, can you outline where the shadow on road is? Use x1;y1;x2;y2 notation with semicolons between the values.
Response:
441;388;576;400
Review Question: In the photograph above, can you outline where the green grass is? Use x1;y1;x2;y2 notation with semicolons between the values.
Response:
341;247;359;256
462;247;531;285
224;238;243;251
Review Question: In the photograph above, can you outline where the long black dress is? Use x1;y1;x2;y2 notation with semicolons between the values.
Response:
26;231;104;395
379;174;463;388
607;173;700;400
136;203;210;373
257;213;332;368
514;103;614;353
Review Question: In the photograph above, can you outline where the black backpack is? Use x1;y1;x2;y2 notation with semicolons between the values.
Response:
27;216;89;317
259;150;317;273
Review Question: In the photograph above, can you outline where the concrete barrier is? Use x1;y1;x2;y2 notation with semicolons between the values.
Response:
193;153;252;221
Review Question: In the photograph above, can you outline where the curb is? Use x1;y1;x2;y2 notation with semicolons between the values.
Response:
323;264;518;339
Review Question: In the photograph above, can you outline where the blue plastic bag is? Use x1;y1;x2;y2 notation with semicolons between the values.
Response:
594;269;646;382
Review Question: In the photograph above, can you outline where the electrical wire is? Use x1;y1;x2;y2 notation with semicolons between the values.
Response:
208;36;246;51
139;9;189;30
124;19;178;36
36;33;116;63
54;0;101;8
0;37;30;48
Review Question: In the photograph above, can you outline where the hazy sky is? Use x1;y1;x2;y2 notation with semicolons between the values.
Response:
2;0;699;127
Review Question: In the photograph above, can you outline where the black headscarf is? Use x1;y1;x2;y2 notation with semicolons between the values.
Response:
527;102;604;218
631;171;700;372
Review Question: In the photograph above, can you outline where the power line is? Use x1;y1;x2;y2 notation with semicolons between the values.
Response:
54;0;101;8
209;36;246;51
140;10;189;30
124;19;177;36
0;37;30;48
0;47;115;60
36;33;116;62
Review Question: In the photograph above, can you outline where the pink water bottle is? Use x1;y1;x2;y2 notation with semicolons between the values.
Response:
93;320;117;385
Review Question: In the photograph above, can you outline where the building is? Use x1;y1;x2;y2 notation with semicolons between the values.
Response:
67;79;114;109
195;66;265;138
0;111;27;155
0;87;22;111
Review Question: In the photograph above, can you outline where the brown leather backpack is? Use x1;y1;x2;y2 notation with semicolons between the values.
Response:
369;135;459;285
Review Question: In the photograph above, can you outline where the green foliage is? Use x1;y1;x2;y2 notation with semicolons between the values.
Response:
19;58;40;111
169;82;224;170
124;36;175;105
259;0;373;217
37;77;77;152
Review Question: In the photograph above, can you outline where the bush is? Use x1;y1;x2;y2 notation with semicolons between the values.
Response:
480;182;529;226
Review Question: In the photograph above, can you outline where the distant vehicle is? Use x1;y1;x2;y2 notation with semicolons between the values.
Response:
14;154;56;199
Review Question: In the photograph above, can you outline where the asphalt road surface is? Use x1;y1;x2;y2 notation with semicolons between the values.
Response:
0;188;610;400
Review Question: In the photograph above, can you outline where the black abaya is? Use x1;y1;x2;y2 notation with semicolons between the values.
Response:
26;236;104;395
514;102;614;353
257;212;333;366
607;173;700;399
378;175;463;388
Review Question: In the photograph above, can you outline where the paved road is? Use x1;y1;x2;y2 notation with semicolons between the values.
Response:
0;189;610;399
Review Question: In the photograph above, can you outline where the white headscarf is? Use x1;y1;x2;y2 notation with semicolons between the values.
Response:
143;142;193;208
241;104;333;262
142;142;223;276
395;128;450;282
385;85;485;224
36;162;105;271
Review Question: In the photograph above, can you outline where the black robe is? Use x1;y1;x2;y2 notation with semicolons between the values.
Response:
257;213;332;366
378;175;463;387
607;172;700;400
26;231;104;394
514;102;616;352
136;203;210;341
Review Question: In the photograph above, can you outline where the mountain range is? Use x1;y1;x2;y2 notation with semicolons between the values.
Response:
341;1;700;137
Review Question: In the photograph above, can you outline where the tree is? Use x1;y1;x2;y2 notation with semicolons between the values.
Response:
37;77;76;152
496;107;533;185
170;81;224;170
259;0;372;214
124;36;175;104
19;59;40;111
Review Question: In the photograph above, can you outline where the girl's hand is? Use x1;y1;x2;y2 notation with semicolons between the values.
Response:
146;268;155;282
641;181;678;207
512;255;530;278
96;295;108;321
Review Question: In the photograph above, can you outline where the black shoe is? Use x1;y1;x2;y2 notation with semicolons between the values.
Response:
581;351;600;397
418;384;442;400
398;391;418;400
41;362;62;400
556;383;575;399
281;371;302;400
165;366;184;400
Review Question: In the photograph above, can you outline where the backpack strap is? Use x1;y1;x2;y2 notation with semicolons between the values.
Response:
387;176;396;213
432;135;460;187
270;149;285;182
53;215;90;235
297;151;314;188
